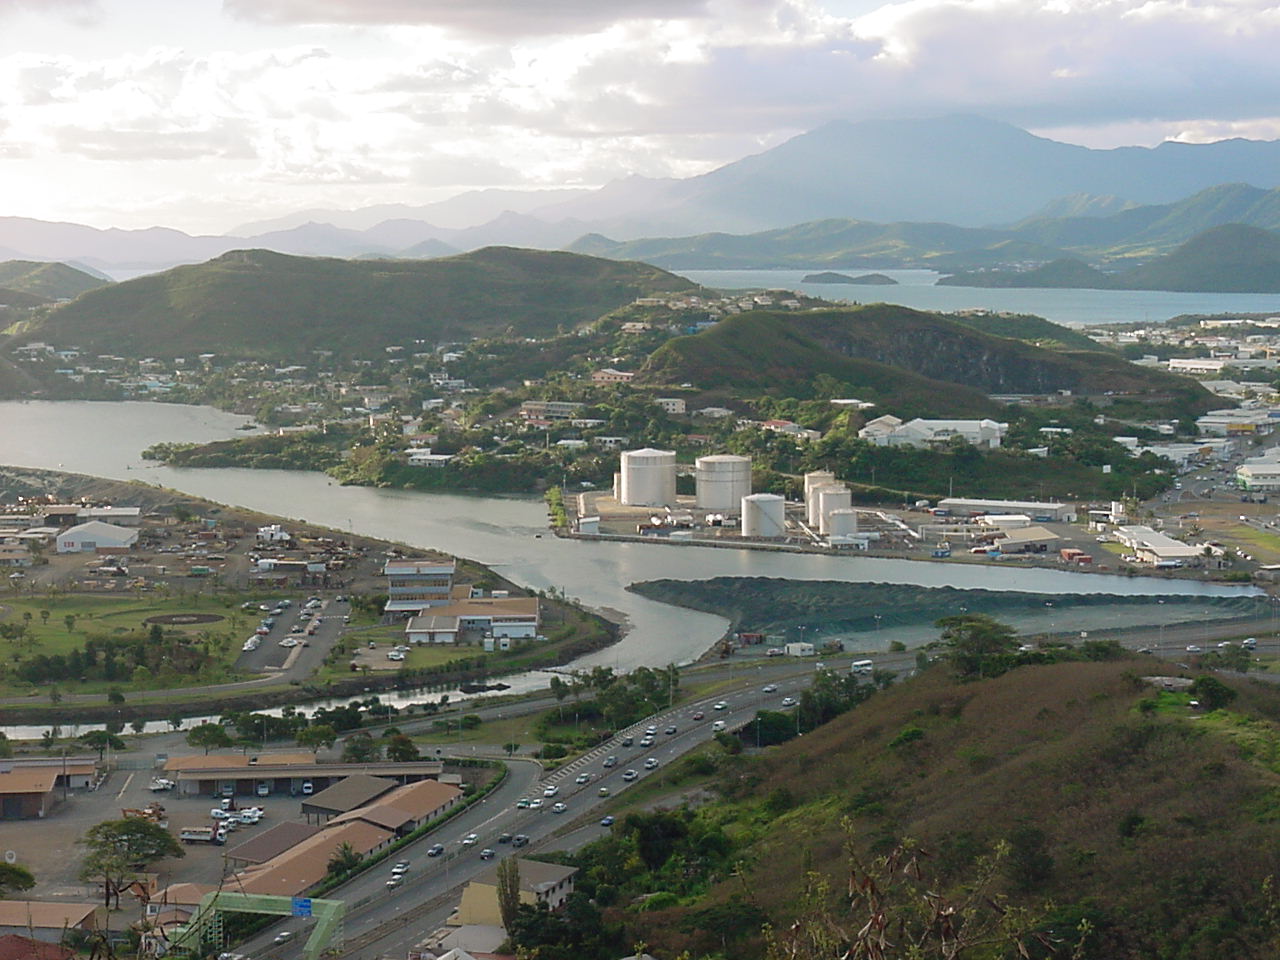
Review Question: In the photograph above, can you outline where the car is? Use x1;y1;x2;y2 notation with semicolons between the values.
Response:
598;786;611;797
600;815;615;827
762;684;778;693
289;624;304;634
551;802;567;814
391;860;410;874
781;696;798;707
639;737;654;748
691;711;704;721
497;833;513;844
1244;637;1259;649
712;720;726;732
622;769;639;781
644;757;659;769
1187;644;1203;653
516;798;531;809
713;701;728;710
462;833;479;845
1138;647;1154;655
427;843;445;856
645;725;657;735
336;595;348;602
621;736;634;747
664;725;677;735
386;877;403;889
301;780;313;795
273;932;294;945
1217;641;1234;648
479;848;496;859
602;756;617;768
512;834;529;847
528;798;544;809
543;785;559;797
210;808;231;819
279;637;299;647
575;773;591;784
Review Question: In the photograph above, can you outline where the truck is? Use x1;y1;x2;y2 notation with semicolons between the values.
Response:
179;826;223;844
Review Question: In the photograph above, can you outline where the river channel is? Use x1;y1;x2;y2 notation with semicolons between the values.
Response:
0;400;1259;735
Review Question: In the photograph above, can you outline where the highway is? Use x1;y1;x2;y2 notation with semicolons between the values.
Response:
239;670;818;959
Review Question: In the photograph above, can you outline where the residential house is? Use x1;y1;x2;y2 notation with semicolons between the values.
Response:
456;860;578;927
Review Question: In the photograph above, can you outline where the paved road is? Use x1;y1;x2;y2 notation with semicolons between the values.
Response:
235;673;816;959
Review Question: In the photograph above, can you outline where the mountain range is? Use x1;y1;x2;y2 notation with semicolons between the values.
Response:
9;116;1280;272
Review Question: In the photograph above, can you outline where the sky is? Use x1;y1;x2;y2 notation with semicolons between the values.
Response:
2;0;1280;234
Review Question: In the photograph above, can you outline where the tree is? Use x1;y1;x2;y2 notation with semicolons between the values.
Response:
0;862;35;899
327;841;362;876
385;733;419;763
935;613;1020;680
186;722;233;755
78;730;126;761
296;724;338;754
0;732;11;758
342;731;380;763
106;687;126;705
1192;675;1238;711
496;857;521;932
63;614;76;633
80;818;184;909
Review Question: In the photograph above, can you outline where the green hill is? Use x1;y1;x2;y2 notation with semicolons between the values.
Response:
944;311;1104;351
613;658;1280;959
639;305;1209;412
21;247;698;357
937;257;1112;289
1116;223;1280;292
0;260;110;300
940;225;1280;293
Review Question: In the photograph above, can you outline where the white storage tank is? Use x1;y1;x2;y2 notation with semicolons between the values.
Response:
695;454;752;510
804;470;836;505
741;493;786;538
620;448;677;506
817;485;853;534
826;508;859;537
808;482;846;527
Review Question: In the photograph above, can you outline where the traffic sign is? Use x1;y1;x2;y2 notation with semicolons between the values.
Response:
291;897;312;918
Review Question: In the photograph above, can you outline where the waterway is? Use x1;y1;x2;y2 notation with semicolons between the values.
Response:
0;400;1260;735
678;268;1280;328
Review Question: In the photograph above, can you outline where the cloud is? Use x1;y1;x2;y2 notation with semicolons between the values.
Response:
223;0;717;37
52;119;257;161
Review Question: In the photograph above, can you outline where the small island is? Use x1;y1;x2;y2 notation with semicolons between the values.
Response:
802;271;899;285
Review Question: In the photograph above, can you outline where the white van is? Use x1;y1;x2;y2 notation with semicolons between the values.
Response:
712;720;727;732
850;659;874;676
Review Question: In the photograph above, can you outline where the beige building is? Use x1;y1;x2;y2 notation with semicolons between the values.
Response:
455;859;578;927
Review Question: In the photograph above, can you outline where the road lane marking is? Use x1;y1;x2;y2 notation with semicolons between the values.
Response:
116;772;134;799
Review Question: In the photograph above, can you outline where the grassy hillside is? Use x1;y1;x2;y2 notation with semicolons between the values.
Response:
944;311;1105;351
620;660;1280;959
0;260;110;299
639;305;1212;413
1117;224;1280;292
21;247;699;357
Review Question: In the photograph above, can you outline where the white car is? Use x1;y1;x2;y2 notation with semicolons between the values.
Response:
713;701;728;711
551;802;567;814
462;833;479;845
575;773;591;784
543;785;559;797
1186;645;1203;653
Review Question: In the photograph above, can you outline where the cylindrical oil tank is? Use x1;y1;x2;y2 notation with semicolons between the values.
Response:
826;507;859;537
695;454;752;510
741;493;786;538
817;485;853;534
808;483;845;527
620;448;677;506
804;470;836;504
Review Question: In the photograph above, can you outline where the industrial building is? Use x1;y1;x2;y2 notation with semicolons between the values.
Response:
619;448;677;506
55;520;138;554
859;416;1008;449
694;454;752;510
1113;525;1203;566
456;859;578;927
382;556;457;615
936;498;1077;522
1236;454;1280;491
0;903;102;944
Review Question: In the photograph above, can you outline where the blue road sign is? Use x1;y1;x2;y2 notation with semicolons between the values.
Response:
291;897;312;918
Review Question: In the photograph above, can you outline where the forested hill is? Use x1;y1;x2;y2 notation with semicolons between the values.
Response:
638;304;1215;415
19;247;699;357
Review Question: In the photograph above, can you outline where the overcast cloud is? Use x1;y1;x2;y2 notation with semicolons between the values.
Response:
1;0;1279;231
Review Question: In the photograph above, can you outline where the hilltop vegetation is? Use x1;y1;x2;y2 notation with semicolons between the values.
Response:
547;657;1280;959
19;247;699;357
639;304;1214;416
0;259;109;300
